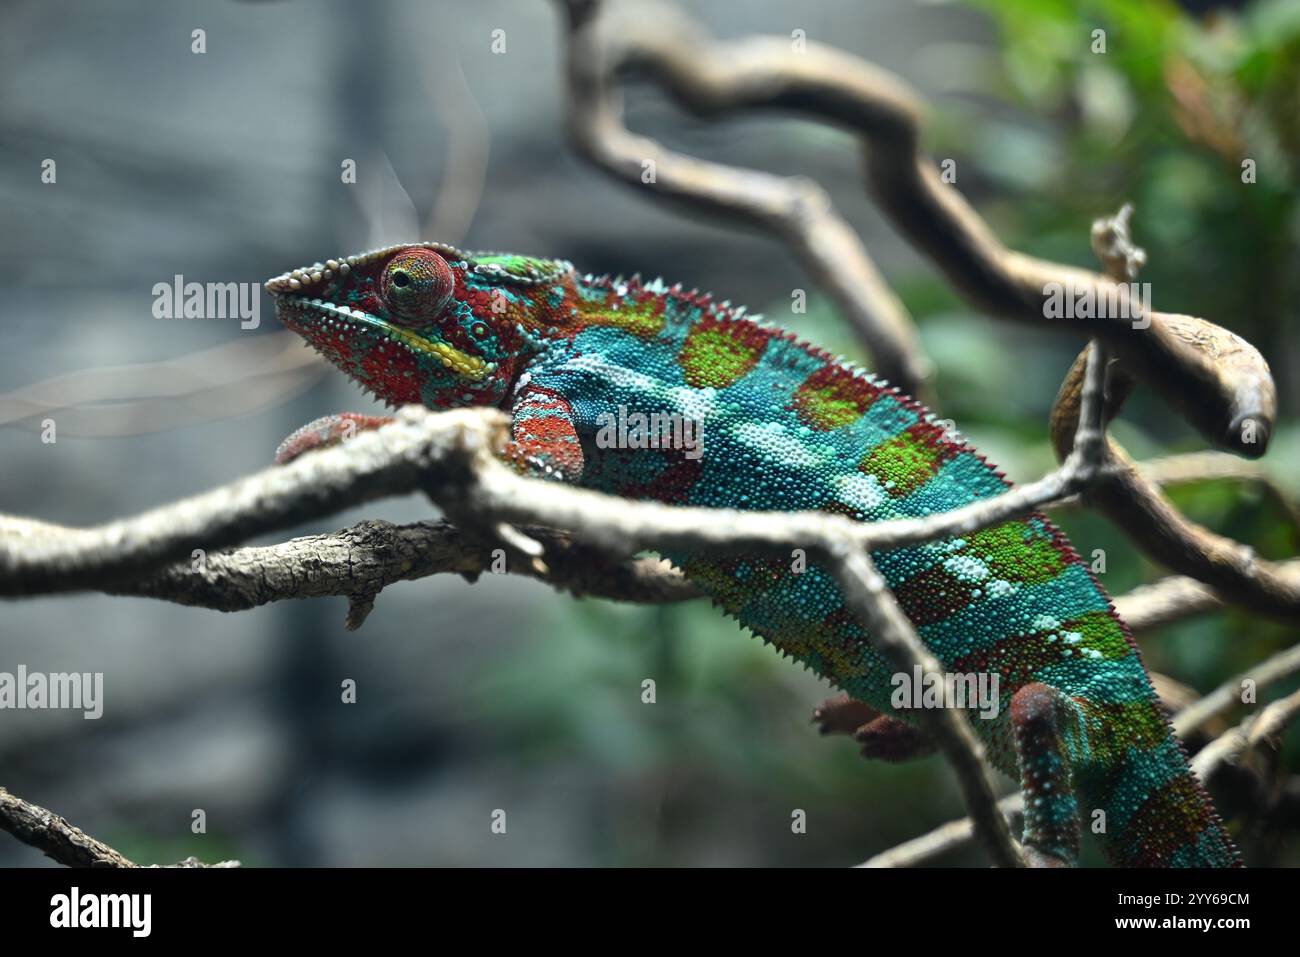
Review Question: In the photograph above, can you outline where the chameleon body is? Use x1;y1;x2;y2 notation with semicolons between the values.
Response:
268;242;1239;867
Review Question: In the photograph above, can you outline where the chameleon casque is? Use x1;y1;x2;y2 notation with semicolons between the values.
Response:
267;241;1239;868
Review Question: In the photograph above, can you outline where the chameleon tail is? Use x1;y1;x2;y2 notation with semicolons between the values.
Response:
1013;682;1239;866
1081;701;1242;867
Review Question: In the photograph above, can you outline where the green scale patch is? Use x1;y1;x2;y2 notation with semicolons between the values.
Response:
474;253;569;282
677;316;771;388
793;364;884;430
859;426;952;497
963;521;1066;585
580;294;666;340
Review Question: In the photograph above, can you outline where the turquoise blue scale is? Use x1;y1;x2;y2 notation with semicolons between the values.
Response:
272;246;1242;865
916;564;1107;660
519;287;1237;866
548;319;1080;679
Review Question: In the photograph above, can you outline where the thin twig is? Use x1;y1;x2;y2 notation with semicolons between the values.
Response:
1192;687;1300;781
833;550;1025;866
1175;644;1300;739
858;793;1023;869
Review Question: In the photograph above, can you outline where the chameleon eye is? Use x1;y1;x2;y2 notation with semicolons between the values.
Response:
470;322;489;340
382;249;453;325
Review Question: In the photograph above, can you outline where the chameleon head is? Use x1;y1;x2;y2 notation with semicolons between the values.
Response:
266;242;532;409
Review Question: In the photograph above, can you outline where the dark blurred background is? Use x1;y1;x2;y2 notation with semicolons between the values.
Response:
1;0;1297;866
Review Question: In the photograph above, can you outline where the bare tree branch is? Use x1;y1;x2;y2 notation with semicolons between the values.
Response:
1193;688;1300;781
2;373;1112;605
1;0;1289;870
557;0;1276;457
1052;330;1300;617
1036;205;1300;618
0;787;239;868
1175;645;1300;739
557;0;930;397
832;549;1025;866
3;386;1115;867
93;512;1293;639
111;518;695;629
1114;562;1300;633
0;787;135;867
1140;451;1300;535
858;793;1023;869
0;407;487;596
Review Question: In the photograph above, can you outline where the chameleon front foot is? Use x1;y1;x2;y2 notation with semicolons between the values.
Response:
274;413;394;465
813;693;879;735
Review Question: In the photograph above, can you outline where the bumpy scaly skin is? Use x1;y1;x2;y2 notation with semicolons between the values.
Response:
269;242;1240;867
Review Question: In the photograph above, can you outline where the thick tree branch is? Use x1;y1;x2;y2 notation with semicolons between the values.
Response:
0;787;135;867
1052;320;1300;618
0;1;1287;871
112;518;696;629
0;408;493;596
4;351;1111;604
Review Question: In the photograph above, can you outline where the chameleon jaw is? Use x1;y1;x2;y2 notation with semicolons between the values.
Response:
281;295;495;382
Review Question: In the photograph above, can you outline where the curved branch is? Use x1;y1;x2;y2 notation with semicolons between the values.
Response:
557;0;930;398
560;0;1275;455
1052;325;1300;618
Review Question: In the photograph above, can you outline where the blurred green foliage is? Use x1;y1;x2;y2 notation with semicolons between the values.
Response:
469;0;1299;866
951;2;1300;843
961;0;1300;397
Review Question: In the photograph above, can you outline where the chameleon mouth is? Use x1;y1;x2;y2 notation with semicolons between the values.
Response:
279;295;494;382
